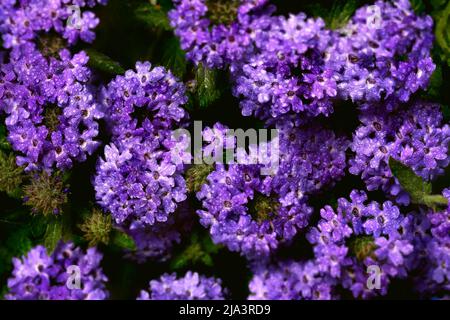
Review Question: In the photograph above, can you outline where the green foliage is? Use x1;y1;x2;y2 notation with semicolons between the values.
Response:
195;64;222;109
185;164;214;193
0;151;24;199
79;208;112;247
434;1;450;66
86;49;125;75
161;37;187;78
0;124;11;151
134;2;171;31
389;158;448;209
43;218;63;253
111;230;136;251
310;0;359;30
23;172;69;216
170;232;221;270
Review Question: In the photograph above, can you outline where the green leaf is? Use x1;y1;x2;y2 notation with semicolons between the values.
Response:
195;64;221;109
85;49;125;75
111;229;136;251
134;3;171;31
434;1;450;66
0;124;11;151
161;37;187;78
426;64;442;99
310;0;358;30
389;158;448;209
43;218;63;253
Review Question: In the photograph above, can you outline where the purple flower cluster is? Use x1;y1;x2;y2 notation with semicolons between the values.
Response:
349;101;450;205
94;124;188;230
197;161;313;259
138;271;225;300
328;0;435;108
94;62;191;260
0;0;107;48
168;0;274;69
99;61;187;136
170;0;435;124
409;189;450;295
0;43;102;171
124;202;193;263
232;14;337;122
6;242;108;300
248;260;336;300
306;190;414;298
274;123;349;199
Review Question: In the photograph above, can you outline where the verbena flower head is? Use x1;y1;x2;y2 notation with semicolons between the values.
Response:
273;122;349;203
1;43;102;172
349;101;450;205
94;123;188;230
0;0;107;48
248;260;337;300
196;123;313;259
409;189;450;296
100;61;188;137
124;202;193;263
307;190;414;299
6;241;108;300
138;271;225;300
232;13;337;123
328;0;435;108
169;0;274;69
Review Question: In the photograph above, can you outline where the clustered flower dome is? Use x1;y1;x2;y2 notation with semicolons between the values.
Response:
168;0;274;69
138;271;226;300
0;0;107;48
274;123;349;200
327;0;435;109
349;101;450;205
248;260;337;300
6;242;108;300
94;61;191;261
99;61;188;136
1;43;103;171
0;0;448;301
232;13;338;123
306;190;415;299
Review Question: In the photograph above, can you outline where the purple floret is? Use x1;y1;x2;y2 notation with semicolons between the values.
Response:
1;43;102;171
349;101;450;205
138;271;226;300
6;242;109;300
0;0;107;48
328;0;435;108
307;190;414;299
248;260;337;300
232;13;338;123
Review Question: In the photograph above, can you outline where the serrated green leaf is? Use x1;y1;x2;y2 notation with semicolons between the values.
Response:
161;37;187;78
389;157;431;201
111;230;136;251
86;49;125;75
134;4;171;31
44;219;63;253
195;64;221;109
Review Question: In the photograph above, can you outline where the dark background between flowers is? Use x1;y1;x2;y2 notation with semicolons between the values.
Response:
0;0;449;299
